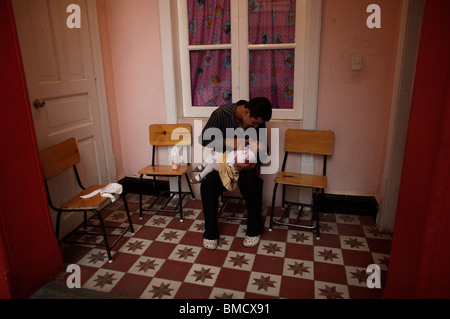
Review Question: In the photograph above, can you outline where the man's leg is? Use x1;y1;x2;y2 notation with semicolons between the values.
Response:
200;170;226;240
238;169;264;237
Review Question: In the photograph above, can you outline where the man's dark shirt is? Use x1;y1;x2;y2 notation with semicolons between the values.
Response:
199;103;268;164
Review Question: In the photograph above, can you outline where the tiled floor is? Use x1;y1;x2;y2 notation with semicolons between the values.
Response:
57;193;392;299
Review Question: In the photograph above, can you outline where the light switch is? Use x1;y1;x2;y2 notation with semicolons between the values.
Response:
352;55;363;71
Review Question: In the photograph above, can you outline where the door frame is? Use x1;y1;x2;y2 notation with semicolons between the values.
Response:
378;0;426;231
86;1;117;183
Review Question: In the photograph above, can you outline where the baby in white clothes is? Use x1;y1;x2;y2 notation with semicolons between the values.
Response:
191;144;257;191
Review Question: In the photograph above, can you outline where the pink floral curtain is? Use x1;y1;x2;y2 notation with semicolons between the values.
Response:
248;0;296;109
188;0;232;107
188;0;295;109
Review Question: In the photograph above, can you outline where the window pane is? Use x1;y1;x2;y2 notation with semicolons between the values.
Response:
248;0;296;45
188;0;231;45
190;50;232;107
249;49;294;109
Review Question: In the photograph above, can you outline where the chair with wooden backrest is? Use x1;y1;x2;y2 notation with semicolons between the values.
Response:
39;138;134;263
138;124;195;221
269;129;335;239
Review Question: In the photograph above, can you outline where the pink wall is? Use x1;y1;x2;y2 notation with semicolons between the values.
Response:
99;0;403;201
99;0;166;179
317;0;402;196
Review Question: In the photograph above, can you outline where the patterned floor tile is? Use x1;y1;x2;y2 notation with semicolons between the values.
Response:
118;238;153;255
314;280;350;299
282;257;314;280
209;287;246;299
145;215;173;228
257;240;286;258
83;269;125;293
140;278;181;299
168;244;201;263
345;265;370;287
314;246;344;265
363;225;393;240
128;256;166;277
371;252;390;270
319;222;339;235
335;214;361;225
155;228;186;244
340;235;370;252
223;251;256;271
286;230;314;245
52;194;392;300
184;264;221;287
77;248;110;268
246;271;282;297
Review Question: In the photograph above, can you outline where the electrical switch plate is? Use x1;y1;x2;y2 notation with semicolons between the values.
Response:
352;54;363;71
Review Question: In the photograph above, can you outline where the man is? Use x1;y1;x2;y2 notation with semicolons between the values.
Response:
198;97;272;250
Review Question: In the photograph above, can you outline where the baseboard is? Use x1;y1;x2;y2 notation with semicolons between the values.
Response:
321;194;379;221
119;177;379;221
119;177;170;196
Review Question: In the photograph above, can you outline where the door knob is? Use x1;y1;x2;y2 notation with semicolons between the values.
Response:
33;98;46;108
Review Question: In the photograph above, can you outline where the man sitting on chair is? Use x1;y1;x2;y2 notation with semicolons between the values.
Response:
198;97;272;250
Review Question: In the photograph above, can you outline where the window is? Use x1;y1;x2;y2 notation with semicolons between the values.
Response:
173;0;321;120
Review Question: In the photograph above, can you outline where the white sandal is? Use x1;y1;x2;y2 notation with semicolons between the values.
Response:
203;238;218;250
243;235;261;248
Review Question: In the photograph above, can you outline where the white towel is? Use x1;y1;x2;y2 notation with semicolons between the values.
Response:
80;183;122;202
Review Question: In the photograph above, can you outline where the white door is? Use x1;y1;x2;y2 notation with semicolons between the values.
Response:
12;0;111;238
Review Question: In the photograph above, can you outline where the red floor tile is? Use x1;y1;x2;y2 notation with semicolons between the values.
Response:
215;268;251;291
51;195;391;300
280;276;315;299
314;263;347;285
111;273;152;298
252;255;285;275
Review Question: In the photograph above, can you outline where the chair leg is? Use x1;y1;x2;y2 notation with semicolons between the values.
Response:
83;211;87;229
92;209;113;262
55;210;63;240
139;174;144;219
314;189;320;240
185;173;195;200
122;194;135;235
178;176;183;222
269;183;279;231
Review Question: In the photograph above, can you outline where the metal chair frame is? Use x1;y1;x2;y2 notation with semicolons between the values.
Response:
269;129;335;239
138;124;195;221
40;138;134;263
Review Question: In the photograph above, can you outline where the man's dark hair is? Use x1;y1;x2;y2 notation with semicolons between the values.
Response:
245;97;272;122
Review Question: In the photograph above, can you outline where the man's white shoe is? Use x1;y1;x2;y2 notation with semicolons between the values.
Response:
243;235;261;248
203;238;218;250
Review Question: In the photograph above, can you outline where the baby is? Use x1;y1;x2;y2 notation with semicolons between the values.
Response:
191;142;257;192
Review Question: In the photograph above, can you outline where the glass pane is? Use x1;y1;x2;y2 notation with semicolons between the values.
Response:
248;0;296;45
187;0;231;45
190;50;232;106
249;49;294;109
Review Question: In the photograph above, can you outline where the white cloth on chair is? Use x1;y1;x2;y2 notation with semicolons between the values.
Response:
80;183;123;202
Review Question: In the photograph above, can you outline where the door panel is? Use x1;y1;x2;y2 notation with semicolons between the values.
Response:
12;0;109;238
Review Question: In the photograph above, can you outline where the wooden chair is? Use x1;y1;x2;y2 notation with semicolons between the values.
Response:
39;138;134;263
138;124;195;221
269;129;335;239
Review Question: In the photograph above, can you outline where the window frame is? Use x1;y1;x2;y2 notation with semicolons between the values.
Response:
166;0;322;121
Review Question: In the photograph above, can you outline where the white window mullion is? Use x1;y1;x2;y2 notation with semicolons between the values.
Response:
237;0;249;102
172;0;322;120
230;0;241;101
177;0;197;117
